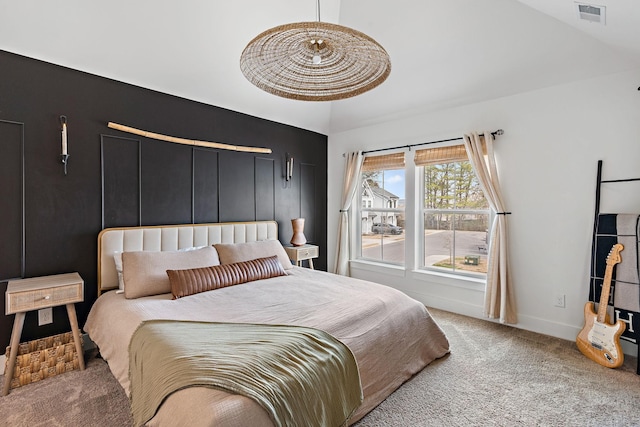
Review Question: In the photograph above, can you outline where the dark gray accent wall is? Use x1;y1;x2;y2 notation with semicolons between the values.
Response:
0;50;327;350
0;120;24;281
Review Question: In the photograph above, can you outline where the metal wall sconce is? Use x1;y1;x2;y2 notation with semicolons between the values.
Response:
60;115;69;175
285;153;294;182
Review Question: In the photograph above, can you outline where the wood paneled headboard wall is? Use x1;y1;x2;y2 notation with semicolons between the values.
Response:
0;50;327;350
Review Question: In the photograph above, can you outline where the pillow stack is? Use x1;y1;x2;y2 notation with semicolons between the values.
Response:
114;239;293;299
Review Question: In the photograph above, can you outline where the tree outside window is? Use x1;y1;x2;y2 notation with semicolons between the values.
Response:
423;161;489;275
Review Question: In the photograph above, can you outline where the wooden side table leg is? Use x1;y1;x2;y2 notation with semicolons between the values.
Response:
66;304;85;370
308;258;314;270
3;312;25;396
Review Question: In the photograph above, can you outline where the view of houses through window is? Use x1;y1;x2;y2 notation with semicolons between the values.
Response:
358;149;490;277
360;168;405;264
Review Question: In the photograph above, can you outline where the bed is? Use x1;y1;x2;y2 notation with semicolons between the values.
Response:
83;221;449;426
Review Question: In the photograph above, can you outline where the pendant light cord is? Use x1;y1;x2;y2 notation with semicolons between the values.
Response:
316;0;321;22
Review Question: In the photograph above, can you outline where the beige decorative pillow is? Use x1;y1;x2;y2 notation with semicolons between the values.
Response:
167;255;287;299
122;246;220;299
214;240;293;270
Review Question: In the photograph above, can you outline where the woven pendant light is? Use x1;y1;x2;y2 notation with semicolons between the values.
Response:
240;1;391;101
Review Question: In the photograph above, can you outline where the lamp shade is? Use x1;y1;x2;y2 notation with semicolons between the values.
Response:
240;21;391;101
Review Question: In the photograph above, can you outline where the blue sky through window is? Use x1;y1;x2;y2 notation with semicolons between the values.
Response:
383;169;405;199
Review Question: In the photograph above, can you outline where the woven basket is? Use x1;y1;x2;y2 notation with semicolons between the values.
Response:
4;331;82;390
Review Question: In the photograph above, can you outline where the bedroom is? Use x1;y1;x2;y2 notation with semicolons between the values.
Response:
1;0;640;425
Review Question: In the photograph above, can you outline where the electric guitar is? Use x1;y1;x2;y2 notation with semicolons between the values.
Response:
576;243;626;368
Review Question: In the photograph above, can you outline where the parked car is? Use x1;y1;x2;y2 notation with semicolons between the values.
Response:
372;223;403;235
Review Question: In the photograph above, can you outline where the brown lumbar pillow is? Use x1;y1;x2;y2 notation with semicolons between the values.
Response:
167;255;287;299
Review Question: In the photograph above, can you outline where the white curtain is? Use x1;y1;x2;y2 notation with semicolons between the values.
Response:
463;132;516;324
334;152;364;276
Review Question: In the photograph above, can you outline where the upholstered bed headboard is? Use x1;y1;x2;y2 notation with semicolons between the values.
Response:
97;221;278;293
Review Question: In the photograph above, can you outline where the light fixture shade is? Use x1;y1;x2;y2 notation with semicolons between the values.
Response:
240;21;391;101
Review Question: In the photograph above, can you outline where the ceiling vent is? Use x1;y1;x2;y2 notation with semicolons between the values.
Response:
575;2;606;25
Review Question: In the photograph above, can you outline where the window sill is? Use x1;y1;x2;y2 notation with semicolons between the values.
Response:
409;268;485;291
350;259;405;277
349;260;485;291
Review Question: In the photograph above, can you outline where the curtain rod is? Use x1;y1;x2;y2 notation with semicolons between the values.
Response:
361;129;504;155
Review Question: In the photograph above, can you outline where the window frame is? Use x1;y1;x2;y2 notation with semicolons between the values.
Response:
417;155;491;278
357;157;406;266
353;144;491;283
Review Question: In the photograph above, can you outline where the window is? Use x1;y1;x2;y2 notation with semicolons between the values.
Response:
359;152;405;265
354;144;490;279
416;145;489;276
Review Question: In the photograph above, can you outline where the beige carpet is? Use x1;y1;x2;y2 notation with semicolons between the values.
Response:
355;309;640;427
1;308;639;426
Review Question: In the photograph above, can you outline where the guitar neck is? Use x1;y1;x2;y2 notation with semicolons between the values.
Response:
598;265;614;323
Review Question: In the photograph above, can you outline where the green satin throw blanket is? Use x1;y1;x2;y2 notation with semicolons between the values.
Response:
129;320;363;427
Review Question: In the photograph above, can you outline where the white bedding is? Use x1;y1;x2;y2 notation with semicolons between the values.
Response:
84;266;450;426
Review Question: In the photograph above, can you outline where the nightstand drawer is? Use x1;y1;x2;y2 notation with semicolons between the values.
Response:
296;246;319;260
6;273;84;315
7;284;82;314
285;244;319;261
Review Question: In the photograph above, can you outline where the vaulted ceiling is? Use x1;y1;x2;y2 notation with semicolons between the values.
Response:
1;0;638;134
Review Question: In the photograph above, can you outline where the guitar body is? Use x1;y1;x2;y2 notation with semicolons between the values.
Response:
576;301;625;368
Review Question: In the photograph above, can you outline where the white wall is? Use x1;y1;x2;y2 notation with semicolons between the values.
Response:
327;68;640;351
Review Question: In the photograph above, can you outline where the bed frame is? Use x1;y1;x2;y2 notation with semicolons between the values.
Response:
89;220;451;426
97;221;278;294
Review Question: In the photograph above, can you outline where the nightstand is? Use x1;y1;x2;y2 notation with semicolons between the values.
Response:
3;272;85;396
284;244;319;269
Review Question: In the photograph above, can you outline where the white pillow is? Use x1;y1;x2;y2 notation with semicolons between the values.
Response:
113;252;124;293
178;245;207;252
